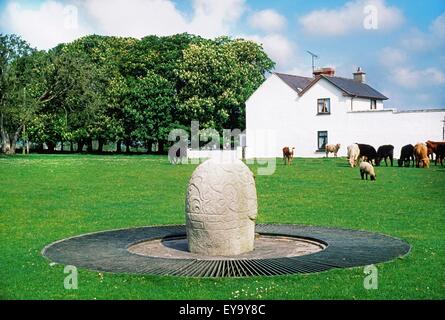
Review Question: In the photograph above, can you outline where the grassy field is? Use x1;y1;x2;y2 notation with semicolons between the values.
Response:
0;154;444;299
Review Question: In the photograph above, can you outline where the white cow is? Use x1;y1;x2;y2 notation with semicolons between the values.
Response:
347;144;360;167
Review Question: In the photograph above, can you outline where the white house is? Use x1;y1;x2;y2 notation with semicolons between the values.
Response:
245;67;445;159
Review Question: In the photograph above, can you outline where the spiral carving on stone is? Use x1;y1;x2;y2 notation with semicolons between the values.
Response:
185;159;258;256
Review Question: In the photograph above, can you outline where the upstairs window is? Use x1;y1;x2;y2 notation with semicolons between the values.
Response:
371;99;377;110
318;131;328;151
317;98;331;114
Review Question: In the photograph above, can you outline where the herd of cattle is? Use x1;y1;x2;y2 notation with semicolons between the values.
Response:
282;140;445;181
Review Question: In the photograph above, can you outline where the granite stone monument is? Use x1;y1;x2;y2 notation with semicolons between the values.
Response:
185;158;257;256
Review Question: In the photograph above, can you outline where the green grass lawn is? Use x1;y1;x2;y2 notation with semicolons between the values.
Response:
0;154;444;299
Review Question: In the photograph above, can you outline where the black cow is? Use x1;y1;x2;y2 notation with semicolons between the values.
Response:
398;144;415;167
436;144;445;166
356;143;378;165
376;145;394;166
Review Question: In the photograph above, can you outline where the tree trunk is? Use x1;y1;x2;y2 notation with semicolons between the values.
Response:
61;141;64;152
7;126;22;154
4;125;23;155
116;140;122;153
22;125;26;155
125;140;131;153
146;140;154;154
47;141;56;153
0;112;8;154
70;141;74;152
77;140;84;153
98;139;104;153
1;137;9;153
157;140;165;154
37;143;44;152
8;139;17;154
87;138;93;153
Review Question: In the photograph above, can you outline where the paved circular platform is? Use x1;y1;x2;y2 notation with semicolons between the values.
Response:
42;224;411;277
128;235;326;260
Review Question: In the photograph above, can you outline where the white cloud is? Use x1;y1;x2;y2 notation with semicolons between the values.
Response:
85;0;247;39
391;67;445;88
299;0;404;36
379;12;445;103
400;12;445;52
284;66;313;78
415;93;432;103
240;33;296;68
83;0;188;38
431;12;445;40
1;0;247;49
2;0;295;69
1;1;91;49
379;47;407;67
243;9;292;69
188;0;246;38
400;28;434;52
248;9;286;33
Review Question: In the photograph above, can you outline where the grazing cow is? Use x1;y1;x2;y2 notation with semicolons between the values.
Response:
347;144;360;167
376;145;394;167
282;146;295;165
425;140;445;165
398;144;415;167
436;144;445;166
414;143;430;168
359;161;376;181
325;144;341;158
356;144;378;165
426;141;435;160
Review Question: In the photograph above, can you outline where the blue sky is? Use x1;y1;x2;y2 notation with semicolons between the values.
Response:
1;0;444;109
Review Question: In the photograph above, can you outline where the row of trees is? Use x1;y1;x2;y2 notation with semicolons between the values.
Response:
0;33;274;154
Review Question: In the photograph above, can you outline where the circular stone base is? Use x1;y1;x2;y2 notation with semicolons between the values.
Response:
42;224;411;277
128;235;326;260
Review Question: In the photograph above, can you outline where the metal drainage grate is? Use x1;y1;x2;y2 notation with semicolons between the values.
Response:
42;224;410;278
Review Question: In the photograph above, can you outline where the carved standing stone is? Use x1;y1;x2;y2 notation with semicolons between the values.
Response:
185;159;257;256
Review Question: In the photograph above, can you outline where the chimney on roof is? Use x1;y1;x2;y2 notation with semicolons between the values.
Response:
353;67;366;83
313;67;335;77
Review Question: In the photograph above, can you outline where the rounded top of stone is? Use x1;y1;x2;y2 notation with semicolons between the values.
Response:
186;158;257;217
196;157;251;171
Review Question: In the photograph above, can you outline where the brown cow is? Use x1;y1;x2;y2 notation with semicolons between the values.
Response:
414;143;430;168
436;144;445;166
283;147;295;165
325;143;341;157
426;140;445;165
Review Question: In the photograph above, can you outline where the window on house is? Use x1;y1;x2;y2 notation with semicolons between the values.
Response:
317;98;331;114
318;131;328;151
371;99;377;110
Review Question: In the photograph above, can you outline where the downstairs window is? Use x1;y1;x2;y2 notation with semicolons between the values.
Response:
318;131;328;151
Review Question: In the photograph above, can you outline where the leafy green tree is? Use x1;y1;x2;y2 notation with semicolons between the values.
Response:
2;33;274;154
130;33;203;82
30;44;107;152
27;113;69;151
176;37;274;131
0;34;52;154
123;71;176;153
65;35;138;152
116;34;203;152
